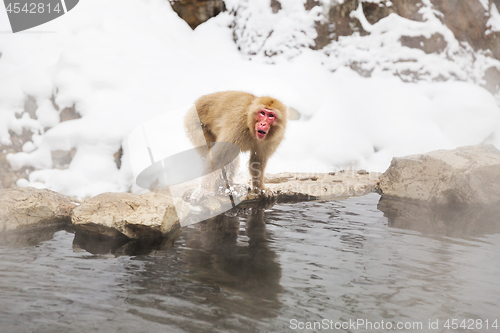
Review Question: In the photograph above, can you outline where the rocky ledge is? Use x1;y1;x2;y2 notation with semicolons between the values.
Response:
248;170;380;203
378;144;500;238
0;170;380;240
1;144;499;242
379;144;500;205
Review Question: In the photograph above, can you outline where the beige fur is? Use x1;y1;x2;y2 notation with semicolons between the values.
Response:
185;91;287;191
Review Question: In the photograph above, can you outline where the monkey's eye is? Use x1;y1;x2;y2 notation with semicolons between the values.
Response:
269;114;274;118
260;111;265;116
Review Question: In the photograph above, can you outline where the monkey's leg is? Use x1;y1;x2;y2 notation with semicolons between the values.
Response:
249;152;267;192
220;166;235;208
209;140;238;193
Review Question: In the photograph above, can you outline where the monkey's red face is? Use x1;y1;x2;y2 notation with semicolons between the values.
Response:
255;109;277;139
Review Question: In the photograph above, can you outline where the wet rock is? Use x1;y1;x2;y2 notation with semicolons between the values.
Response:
379;145;500;205
246;170;381;203
0;187;76;232
71;191;189;239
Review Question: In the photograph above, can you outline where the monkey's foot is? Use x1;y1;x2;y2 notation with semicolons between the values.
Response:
245;188;275;202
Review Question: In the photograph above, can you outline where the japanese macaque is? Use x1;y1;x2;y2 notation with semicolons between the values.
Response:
184;91;287;194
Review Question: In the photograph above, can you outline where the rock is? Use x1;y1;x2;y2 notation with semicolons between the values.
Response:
51;148;76;169
244;170;381;203
1;96;81;189
431;0;500;59
379;145;500;205
0;128;35;189
484;66;500;95
400;33;447;54
59;104;81;122
265;174;295;184
0;187;76;232
169;0;226;30
71;191;189;239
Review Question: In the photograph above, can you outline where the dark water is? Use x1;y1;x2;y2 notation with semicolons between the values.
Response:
1;193;499;333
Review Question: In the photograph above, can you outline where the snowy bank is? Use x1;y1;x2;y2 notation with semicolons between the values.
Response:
0;0;499;199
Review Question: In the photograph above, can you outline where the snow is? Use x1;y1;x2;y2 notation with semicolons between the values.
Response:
229;0;322;60
0;0;499;199
324;0;500;90
487;3;500;33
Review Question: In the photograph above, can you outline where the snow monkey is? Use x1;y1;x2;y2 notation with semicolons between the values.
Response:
184;91;288;194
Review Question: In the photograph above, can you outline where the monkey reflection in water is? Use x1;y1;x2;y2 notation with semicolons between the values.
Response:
182;206;283;317
184;91;288;211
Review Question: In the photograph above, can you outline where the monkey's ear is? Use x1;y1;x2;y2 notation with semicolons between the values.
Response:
287;106;301;120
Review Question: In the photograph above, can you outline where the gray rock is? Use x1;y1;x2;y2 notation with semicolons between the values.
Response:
245;170;381;203
379;145;500;205
0;187;75;232
71;191;189;239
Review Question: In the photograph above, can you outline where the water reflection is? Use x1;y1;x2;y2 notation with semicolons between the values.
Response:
0;223;68;248
183;208;283;308
73;227;181;256
378;196;500;238
120;207;283;331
